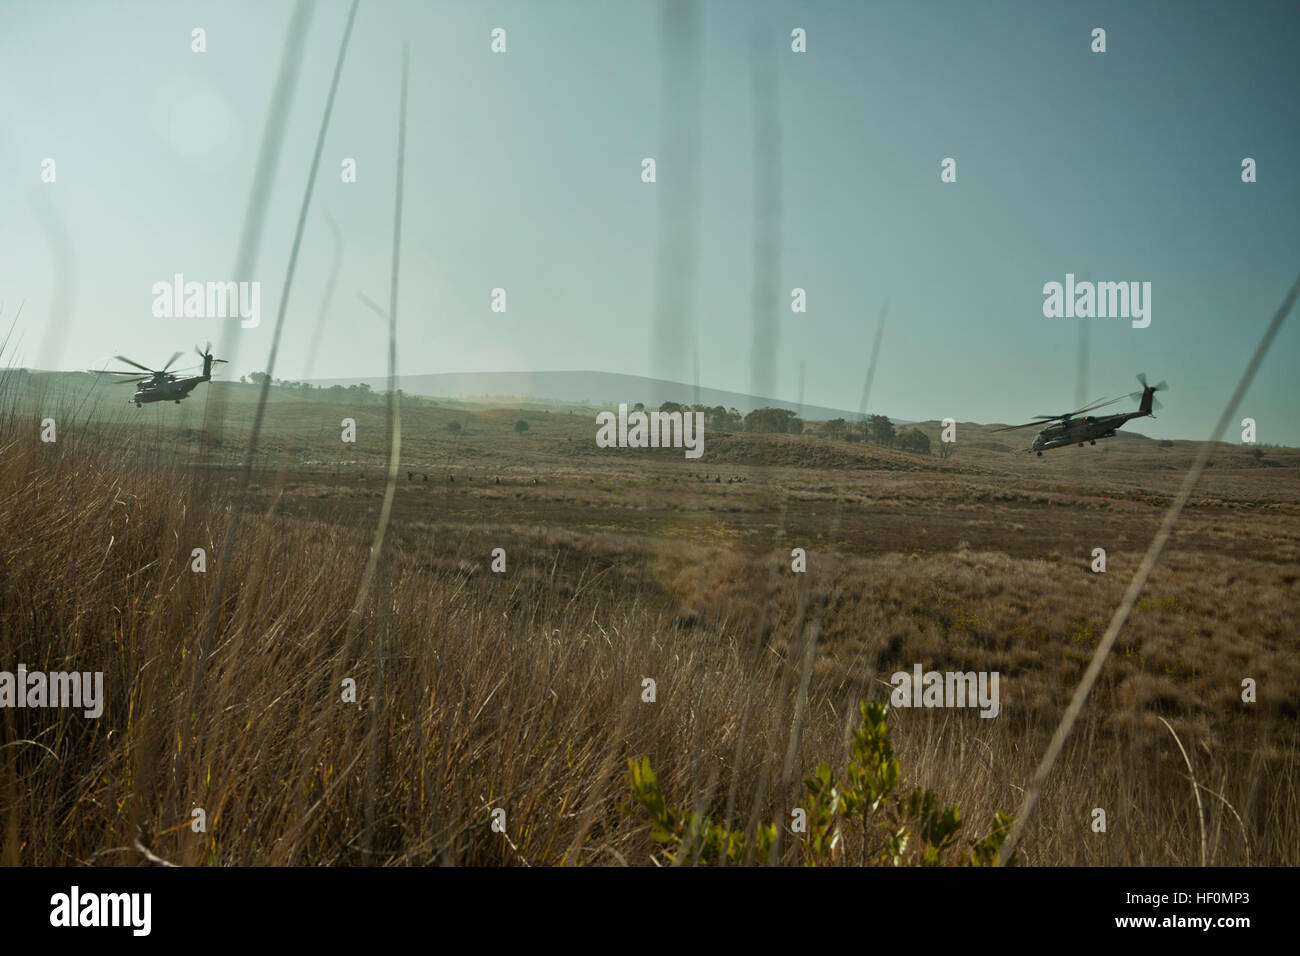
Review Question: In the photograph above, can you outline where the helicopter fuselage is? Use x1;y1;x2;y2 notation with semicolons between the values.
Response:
131;375;209;405
1030;410;1146;452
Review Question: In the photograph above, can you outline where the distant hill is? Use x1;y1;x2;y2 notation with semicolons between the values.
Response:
307;370;911;424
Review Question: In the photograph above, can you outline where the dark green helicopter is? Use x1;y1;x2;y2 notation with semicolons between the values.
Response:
92;343;227;406
995;373;1168;456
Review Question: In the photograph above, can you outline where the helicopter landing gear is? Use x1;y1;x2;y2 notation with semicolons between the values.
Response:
175;400;181;404
1090;440;1096;445
1036;451;1042;457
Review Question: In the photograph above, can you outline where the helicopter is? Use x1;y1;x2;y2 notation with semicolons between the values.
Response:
994;373;1168;456
92;343;228;406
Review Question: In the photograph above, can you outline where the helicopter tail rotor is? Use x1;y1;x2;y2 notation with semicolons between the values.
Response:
1130;373;1168;413
196;343;227;378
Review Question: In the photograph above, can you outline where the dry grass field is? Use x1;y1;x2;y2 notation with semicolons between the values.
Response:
1;373;1296;865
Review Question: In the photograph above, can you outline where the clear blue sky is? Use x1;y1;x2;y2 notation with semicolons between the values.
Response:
1;0;1297;441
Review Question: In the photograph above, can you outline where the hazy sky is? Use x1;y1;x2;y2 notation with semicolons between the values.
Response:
2;0;1297;441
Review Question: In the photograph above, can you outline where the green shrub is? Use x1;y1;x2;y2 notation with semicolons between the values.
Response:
627;700;1016;866
627;757;776;865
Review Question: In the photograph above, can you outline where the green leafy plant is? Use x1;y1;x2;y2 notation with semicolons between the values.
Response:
627;700;1016;866
626;756;775;865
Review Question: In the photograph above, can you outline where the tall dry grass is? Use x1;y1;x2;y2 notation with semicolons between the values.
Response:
0;382;1294;865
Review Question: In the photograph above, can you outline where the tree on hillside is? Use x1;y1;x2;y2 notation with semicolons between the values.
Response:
744;407;801;434
820;418;848;440
895;428;931;455
446;421;462;435
515;420;529;433
866;414;896;447
704;406;742;431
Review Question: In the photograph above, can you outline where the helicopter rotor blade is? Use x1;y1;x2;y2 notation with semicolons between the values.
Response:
1028;396;1123;422
114;355;155;374
993;420;1050;433
1070;395;1125;416
87;369;144;384
161;351;183;372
